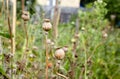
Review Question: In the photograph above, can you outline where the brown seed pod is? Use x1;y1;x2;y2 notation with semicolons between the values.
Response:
21;11;30;21
42;19;52;31
46;39;51;44
102;31;108;38
16;60;26;71
4;53;13;63
74;33;80;38
103;33;108;38
51;42;55;46
62;46;68;52
55;60;61;68
47;62;53;68
32;46;38;50
55;48;65;60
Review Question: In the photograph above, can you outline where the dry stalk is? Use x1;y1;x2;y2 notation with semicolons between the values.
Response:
3;0;16;54
12;0;16;54
0;0;4;16
52;0;61;40
20;2;30;79
79;68;85;79
6;0;16;78
22;0;25;11
45;32;49;79
24;21;29;51
6;0;13;54
70;19;80;79
56;72;69;79
0;38;2;54
21;0;29;55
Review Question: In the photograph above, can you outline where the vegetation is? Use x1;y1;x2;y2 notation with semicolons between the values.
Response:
0;0;120;79
104;0;120;21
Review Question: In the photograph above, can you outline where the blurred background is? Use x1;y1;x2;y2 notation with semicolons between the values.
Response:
0;0;120;79
0;0;120;26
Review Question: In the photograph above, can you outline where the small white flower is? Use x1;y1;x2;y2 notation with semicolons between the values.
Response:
81;27;85;31
103;33;108;38
29;54;35;58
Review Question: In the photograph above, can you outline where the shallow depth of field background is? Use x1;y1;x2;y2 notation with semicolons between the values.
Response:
0;0;120;79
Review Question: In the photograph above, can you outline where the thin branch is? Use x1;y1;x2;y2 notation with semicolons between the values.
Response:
0;0;4;16
79;68;85;79
21;0;29;52
45;33;49;79
56;72;69;79
52;0;61;40
7;0;13;53
24;22;29;50
12;0;16;54
22;0;25;11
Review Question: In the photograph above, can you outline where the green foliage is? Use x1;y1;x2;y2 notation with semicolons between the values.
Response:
75;0;120;79
17;0;36;18
0;65;9;79
104;0;120;20
0;31;12;39
0;0;120;79
55;0;120;79
79;0;108;29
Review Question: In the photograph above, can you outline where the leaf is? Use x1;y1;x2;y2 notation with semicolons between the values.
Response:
0;65;10;79
0;31;12;39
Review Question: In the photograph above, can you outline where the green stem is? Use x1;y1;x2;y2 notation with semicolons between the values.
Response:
84;50;87;79
82;35;87;79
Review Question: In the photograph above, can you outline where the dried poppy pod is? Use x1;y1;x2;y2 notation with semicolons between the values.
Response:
47;62;53;68
54;48;65;60
21;11;30;21
102;31;108;38
102;32;108;38
74;33;80;38
62;46;68;52
50;42;55;46
16;60;26;71
42;19;52;31
46;39;51;44
32;46;38;50
55;60;61;68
